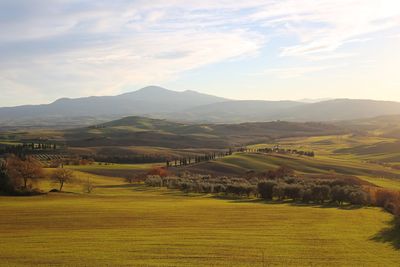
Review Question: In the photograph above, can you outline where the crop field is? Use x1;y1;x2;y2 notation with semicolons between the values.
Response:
0;172;399;266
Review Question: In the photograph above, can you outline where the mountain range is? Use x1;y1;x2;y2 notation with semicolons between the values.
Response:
1;86;400;126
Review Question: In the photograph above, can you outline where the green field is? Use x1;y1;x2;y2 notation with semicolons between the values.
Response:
0;173;399;266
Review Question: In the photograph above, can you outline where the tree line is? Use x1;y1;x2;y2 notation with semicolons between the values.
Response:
144;166;399;226
238;146;315;157
166;149;234;168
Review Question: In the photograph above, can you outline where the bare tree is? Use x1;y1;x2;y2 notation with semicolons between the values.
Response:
6;155;43;189
51;168;75;191
83;178;94;193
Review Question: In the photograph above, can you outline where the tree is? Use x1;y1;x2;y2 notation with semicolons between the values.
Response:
83;178;94;193
284;184;303;201
51;168;75;191
6;155;43;189
275;166;294;179
273;184;286;200
258;181;277;200
311;185;330;203
331;185;348;205
147;167;169;178
0;160;14;193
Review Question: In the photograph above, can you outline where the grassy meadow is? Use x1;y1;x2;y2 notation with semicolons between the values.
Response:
0;172;399;266
2;131;400;266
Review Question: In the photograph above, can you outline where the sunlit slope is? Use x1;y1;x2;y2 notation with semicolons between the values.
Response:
189;152;400;177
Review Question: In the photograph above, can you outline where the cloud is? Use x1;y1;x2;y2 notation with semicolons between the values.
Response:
0;0;399;105
261;0;400;57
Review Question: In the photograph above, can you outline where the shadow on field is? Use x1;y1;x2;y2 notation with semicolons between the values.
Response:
214;196;364;210
95;183;142;189
371;218;400;250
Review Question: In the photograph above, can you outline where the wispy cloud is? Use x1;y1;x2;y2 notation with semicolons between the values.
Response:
0;0;399;105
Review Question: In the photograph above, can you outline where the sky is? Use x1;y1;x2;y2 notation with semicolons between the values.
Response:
1;0;400;107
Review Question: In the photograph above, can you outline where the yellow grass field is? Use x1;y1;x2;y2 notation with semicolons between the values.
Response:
0;172;399;266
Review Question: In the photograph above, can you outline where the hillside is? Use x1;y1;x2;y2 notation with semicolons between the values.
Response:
2;87;400;126
63;116;345;148
336;115;400;138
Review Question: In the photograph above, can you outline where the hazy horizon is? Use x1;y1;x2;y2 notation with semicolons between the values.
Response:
2;84;400;108
1;1;400;107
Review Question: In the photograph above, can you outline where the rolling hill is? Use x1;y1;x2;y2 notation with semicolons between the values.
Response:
63;116;345;148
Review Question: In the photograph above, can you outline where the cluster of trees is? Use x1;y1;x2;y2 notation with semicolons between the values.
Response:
144;167;368;206
0;154;91;195
257;179;369;205
145;174;252;195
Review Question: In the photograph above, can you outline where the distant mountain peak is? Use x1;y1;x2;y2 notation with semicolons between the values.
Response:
120;85;172;96
52;97;72;104
298;98;333;103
